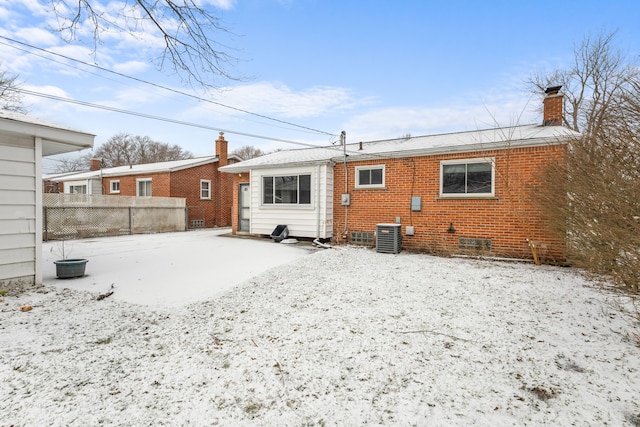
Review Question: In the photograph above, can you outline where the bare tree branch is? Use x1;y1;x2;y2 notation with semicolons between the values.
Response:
0;67;26;113
49;0;241;88
533;31;640;292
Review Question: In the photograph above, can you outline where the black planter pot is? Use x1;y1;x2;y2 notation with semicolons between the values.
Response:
54;259;88;279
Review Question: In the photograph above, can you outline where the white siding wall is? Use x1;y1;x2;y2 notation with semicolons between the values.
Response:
91;178;102;195
0;142;36;286
250;164;333;239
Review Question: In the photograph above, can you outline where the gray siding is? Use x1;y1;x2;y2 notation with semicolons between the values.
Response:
0;143;36;286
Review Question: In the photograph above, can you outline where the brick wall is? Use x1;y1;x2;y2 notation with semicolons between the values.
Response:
101;162;233;228
170;164;218;227
108;172;172;198
215;133;232;226
333;144;567;261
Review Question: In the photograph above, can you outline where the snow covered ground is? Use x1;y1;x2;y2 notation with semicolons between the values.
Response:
1;230;639;426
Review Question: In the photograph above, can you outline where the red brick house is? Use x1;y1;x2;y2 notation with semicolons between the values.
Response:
52;133;239;228
220;88;580;261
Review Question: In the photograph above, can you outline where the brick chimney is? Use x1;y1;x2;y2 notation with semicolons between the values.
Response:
215;132;228;167
543;86;563;126
89;158;102;171
215;132;231;227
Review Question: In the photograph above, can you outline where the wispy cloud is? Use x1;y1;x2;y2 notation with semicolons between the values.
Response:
112;60;150;74
201;0;237;9
14;27;59;46
344;90;540;142
184;81;374;121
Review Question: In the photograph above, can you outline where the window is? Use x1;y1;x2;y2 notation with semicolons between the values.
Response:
137;179;152;197
68;184;87;194
262;174;311;205
200;180;211;199
356;165;385;188
441;159;494;196
110;180;120;194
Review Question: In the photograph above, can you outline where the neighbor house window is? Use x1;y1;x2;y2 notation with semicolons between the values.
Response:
262;174;311;204
440;159;494;196
356;165;385;188
110;180;120;194
137;178;152;197
68;184;87;194
200;180;211;199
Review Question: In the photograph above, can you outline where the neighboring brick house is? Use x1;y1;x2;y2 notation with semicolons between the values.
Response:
51;133;239;228
220;88;580;261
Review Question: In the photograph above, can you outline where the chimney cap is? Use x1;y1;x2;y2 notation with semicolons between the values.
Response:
545;85;562;95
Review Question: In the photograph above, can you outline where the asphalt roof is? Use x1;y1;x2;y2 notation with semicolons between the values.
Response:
220;124;580;173
49;156;219;181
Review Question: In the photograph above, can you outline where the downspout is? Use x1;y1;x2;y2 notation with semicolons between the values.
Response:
316;163;321;239
340;131;348;237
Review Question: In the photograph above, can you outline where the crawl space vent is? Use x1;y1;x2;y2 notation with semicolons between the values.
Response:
350;231;374;246
458;237;492;252
376;223;402;254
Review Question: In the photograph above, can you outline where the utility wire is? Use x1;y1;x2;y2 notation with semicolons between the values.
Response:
12;87;324;148
0;35;336;137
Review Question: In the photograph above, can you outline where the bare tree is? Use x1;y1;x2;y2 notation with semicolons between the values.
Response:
94;132;193;167
49;0;240;87
231;145;265;160
0;67;26;113
526;30;639;135
532;31;640;292
53;155;91;173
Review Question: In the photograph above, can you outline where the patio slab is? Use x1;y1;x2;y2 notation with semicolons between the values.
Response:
42;228;314;307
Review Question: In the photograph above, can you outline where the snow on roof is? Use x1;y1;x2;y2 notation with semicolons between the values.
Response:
0;110;95;156
0;110;91;135
50;156;218;181
220;124;580;172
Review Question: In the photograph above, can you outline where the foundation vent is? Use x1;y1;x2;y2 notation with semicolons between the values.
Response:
350;231;374;246
459;237;492;252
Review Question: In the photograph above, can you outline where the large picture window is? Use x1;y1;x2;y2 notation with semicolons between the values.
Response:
68;184;87;194
441;159;494;196
263;174;311;205
356;165;385;188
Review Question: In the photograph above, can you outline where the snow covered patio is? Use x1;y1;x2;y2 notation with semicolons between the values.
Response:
1;232;639;425
41;228;312;307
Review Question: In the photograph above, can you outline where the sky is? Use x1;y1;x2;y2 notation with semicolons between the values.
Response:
1;0;639;173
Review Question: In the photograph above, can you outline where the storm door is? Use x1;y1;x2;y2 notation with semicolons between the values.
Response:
239;183;250;232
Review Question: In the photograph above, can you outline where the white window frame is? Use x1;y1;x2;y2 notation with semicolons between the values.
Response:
200;179;211;200
136;178;152;197
355;165;385;189
68;184;87;194
440;158;495;197
262;174;312;205
110;180;120;194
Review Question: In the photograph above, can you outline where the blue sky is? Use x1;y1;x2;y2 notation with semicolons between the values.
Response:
1;0;639;172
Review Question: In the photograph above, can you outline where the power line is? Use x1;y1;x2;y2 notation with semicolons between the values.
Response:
0;35;336;137
11;87;327;148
